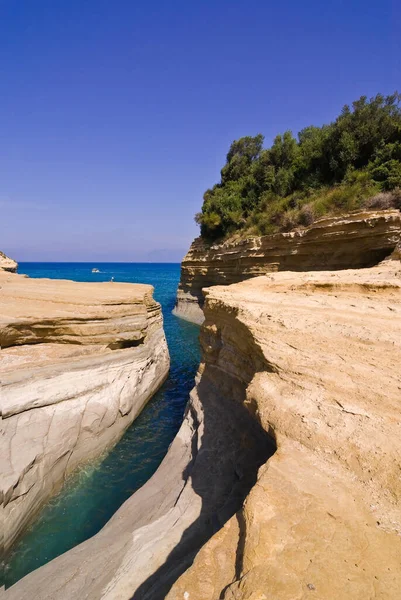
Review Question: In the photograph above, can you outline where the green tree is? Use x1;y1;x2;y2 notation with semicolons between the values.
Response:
195;92;401;241
221;134;264;183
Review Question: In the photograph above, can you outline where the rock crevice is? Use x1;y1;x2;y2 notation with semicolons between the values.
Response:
6;257;401;599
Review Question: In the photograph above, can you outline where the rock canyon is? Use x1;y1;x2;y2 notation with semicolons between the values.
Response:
5;234;401;599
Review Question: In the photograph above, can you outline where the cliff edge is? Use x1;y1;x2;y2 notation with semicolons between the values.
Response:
174;209;401;323
168;257;401;600
1;270;170;555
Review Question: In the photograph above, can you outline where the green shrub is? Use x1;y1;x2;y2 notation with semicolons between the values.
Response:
196;92;401;240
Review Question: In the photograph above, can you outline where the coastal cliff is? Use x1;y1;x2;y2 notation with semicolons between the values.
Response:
174;209;401;323
0;252;18;273
6;253;401;599
1;270;170;554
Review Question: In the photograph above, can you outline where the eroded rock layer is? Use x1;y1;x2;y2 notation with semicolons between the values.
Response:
0;252;17;273
168;261;401;600
6;257;401;600
174;209;401;323
0;271;170;553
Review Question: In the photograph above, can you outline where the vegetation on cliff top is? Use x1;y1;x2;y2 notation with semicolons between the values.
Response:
195;93;401;241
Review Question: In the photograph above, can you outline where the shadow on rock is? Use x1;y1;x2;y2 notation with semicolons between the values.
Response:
132;356;276;600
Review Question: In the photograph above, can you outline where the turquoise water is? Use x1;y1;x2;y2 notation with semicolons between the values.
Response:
4;263;200;588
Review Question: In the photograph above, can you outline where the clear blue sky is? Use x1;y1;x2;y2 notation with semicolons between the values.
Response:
1;0;400;262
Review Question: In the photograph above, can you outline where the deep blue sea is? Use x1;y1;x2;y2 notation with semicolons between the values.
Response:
4;263;200;588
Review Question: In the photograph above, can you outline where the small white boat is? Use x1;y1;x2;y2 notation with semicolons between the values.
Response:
92;268;100;273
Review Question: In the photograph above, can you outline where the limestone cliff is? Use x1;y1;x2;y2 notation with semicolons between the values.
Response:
1;271;170;554
174;209;401;323
0;252;17;273
6;256;401;599
168;259;401;600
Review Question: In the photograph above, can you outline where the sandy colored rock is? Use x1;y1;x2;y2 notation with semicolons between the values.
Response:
0;271;170;553
174;209;401;323
0;252;17;273
6;257;401;599
389;240;401;260
168;260;401;600
3;286;274;599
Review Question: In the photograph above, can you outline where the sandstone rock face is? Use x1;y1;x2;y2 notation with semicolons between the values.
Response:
7;258;401;599
0;251;18;273
174;209;401;323
167;261;401;600
0;271;170;553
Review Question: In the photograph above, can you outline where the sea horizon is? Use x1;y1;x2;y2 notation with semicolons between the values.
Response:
18;260;181;264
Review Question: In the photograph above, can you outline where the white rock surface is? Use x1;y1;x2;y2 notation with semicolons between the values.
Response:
0;271;170;553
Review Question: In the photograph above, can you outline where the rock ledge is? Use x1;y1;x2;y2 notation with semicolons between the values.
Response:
1;270;170;554
174;209;401;323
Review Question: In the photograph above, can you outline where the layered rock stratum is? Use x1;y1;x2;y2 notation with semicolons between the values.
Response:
6;252;401;599
174;209;401;323
0;252;17;273
0;270;170;554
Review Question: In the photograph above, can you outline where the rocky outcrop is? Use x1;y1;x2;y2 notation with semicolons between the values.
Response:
174;209;401;323
1;271;170;554
6;257;401;599
0;251;18;273
167;260;401;600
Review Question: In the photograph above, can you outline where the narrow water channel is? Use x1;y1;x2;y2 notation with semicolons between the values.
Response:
4;262;200;588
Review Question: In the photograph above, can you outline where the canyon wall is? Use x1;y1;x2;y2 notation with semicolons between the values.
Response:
174;209;401;323
6;253;401;599
1;270;170;553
